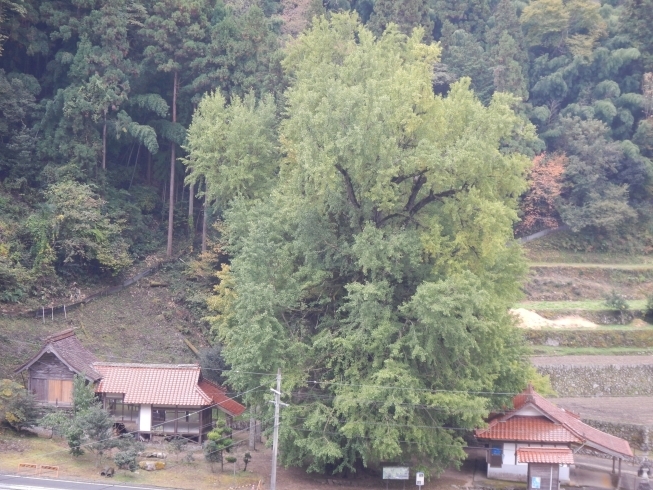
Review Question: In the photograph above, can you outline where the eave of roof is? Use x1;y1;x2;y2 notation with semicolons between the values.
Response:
197;379;246;417
517;447;574;465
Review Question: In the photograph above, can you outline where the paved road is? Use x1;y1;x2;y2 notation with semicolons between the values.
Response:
0;475;177;490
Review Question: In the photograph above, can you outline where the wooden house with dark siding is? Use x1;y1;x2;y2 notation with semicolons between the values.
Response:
14;329;101;406
15;329;246;441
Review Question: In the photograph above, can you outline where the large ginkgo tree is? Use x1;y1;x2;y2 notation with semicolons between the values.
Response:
190;12;537;476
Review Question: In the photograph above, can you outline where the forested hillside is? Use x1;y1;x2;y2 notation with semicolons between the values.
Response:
0;0;651;477
1;0;651;303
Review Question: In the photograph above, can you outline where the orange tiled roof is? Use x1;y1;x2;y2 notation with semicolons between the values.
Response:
476;416;581;443
94;363;211;406
477;385;633;458
197;379;246;417
517;447;574;464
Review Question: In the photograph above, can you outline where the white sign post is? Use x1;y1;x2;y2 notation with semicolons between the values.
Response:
416;472;424;488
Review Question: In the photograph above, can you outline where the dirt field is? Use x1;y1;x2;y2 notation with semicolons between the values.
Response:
531;355;653;366
523;266;653;302
553;397;653;425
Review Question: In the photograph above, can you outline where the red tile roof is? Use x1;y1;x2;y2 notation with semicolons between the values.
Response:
476;416;581;443
517;447;574;465
15;329;101;381
198;379;246;417
476;386;633;458
94;363;211;406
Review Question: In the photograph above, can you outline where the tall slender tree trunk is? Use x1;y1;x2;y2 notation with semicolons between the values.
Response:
166;71;178;257
202;180;208;253
188;182;194;233
102;110;107;170
147;151;152;185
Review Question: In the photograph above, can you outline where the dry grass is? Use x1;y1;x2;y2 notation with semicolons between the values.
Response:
0;430;261;489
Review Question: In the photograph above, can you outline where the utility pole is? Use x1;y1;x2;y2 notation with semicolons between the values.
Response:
270;368;287;490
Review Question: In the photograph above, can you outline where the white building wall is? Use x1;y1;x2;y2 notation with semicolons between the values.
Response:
486;443;570;484
139;404;151;431
488;464;528;481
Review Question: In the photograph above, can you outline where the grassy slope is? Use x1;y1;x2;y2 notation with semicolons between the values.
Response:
0;264;210;380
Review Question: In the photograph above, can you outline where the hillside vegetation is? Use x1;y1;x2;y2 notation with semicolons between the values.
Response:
1;0;653;479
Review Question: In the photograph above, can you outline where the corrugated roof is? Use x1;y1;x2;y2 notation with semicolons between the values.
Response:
517;447;574;464
476;416;581;443
14;329;101;381
476;385;633;458
198;379;246;417
94;363;211;406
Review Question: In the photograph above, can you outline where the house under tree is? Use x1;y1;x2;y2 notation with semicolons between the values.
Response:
15;329;245;441
475;385;632;488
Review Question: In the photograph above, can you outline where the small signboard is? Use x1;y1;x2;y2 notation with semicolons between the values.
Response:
491;447;502;456
383;467;410;480
531;476;541;489
416;472;425;486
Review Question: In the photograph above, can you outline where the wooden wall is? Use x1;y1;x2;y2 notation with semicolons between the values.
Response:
528;463;559;490
28;352;75;404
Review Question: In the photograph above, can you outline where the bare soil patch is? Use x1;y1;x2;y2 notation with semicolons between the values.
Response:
512;308;597;329
523;267;653;302
531;355;653;366
553;397;653;425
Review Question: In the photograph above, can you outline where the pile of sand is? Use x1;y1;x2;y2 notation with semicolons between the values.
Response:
510;308;597;330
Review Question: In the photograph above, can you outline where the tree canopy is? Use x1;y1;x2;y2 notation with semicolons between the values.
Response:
204;13;534;475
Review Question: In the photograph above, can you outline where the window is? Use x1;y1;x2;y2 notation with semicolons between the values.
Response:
489;443;503;468
107;397;138;422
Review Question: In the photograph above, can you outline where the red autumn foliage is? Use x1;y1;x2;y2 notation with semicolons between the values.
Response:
517;152;567;236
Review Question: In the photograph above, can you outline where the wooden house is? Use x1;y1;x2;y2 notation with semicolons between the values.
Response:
475;385;633;486
14;329;101;406
93;362;245;441
15;329;245;441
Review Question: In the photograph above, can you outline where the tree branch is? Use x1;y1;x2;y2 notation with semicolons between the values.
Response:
335;164;360;209
409;185;468;217
404;174;427;212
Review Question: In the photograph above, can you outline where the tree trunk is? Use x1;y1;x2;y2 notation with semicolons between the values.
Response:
202;187;208;253
249;417;256;450
166;71;178;258
102;110;107;170
188;182;194;233
147;151;152;185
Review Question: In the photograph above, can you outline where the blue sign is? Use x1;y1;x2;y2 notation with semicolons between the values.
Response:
491;448;502;456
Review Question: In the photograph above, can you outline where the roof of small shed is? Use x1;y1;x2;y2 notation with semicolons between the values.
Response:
517;447;574;465
14;329;101;381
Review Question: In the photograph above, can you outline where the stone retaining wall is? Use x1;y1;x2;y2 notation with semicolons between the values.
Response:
525;329;653;348
535;364;653;396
